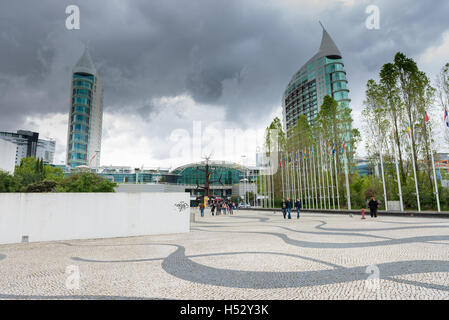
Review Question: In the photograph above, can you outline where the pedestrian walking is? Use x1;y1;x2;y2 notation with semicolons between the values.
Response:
287;198;292;219
295;198;302;219
199;202;205;217
281;199;287;219
368;196;379;218
211;202;215;216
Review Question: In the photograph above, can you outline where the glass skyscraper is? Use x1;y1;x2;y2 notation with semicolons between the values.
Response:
66;48;104;168
282;23;350;131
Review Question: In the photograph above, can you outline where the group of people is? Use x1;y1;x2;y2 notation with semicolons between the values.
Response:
199;200;236;217
280;198;302;219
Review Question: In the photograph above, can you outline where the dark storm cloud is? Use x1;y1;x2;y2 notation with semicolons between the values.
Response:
0;0;448;133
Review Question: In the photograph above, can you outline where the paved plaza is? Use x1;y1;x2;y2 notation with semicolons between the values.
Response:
0;209;449;299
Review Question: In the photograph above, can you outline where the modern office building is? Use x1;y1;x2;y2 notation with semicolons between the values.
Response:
0;130;55;165
66;47;104;169
282;23;351;131
0;139;16;174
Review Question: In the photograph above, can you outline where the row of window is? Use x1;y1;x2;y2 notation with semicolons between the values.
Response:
72;114;89;125
73;97;90;106
70;152;86;161
73;88;91;96
73;105;90;115
71;143;87;152
72;123;88;133
73;80;92;89
71;133;88;143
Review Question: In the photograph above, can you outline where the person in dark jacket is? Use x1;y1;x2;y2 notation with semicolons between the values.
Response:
295;199;302;219
287;198;292;219
368;197;379;218
281;199;287;219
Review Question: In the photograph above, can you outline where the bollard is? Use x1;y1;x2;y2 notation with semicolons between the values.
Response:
361;208;366;220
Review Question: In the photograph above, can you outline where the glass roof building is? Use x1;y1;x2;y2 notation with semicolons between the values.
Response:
66;48;104;168
172;160;256;198
282;23;351;131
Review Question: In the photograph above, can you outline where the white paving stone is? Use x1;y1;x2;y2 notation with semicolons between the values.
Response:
0;209;448;299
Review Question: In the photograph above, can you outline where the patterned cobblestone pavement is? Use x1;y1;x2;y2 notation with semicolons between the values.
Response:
0;210;448;299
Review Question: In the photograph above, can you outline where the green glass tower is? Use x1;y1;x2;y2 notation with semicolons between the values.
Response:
282;23;350;131
66;48;104;168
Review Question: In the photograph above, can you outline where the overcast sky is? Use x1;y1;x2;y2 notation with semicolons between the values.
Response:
0;0;448;169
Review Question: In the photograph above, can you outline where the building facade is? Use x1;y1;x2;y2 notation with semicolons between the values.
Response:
66;48;104;169
0;130;55;165
282;23;350;131
0;139;16;174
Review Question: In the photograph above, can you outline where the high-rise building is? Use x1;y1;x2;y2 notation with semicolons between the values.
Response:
66;48;104;168
282;23;351;131
0;130;55;165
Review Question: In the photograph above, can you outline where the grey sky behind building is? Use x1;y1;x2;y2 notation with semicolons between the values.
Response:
0;0;448;168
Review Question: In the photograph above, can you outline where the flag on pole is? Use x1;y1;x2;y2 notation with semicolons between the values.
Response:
444;104;449;128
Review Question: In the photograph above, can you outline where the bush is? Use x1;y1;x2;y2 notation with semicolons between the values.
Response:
22;180;58;193
0;170;20;192
59;172;117;192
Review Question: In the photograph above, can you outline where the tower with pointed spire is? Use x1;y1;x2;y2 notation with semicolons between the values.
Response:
66;47;104;168
282;23;350;131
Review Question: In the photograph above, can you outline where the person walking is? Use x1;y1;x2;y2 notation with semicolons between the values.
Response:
295;198;302;219
211;202;215;216
368;196;379;218
281;199;287;219
199;202;205;217
287;198;292;219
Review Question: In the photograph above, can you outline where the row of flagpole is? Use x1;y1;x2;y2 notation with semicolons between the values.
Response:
260;107;447;211
260;139;351;210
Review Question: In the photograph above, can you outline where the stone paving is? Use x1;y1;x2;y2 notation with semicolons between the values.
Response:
0;209;449;299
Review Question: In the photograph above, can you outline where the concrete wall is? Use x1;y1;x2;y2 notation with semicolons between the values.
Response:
0;139;16;174
0;192;190;244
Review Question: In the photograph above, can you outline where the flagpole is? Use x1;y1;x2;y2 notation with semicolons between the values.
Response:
431;150;441;212
379;137;388;211
319;139;327;209
392;129;404;212
286;152;291;200
316;143;323;209
311;146;317;209
323;141;331;209
290;153;294;200
290;151;296;200
305;148;312;209
334;142;340;210
409;124;421;212
343;142;351;211
302;151;308;209
296;151;302;206
271;159;275;209
281;151;285;200
328;144;336;210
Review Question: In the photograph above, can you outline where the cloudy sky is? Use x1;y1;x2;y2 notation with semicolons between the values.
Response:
0;0;448;169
